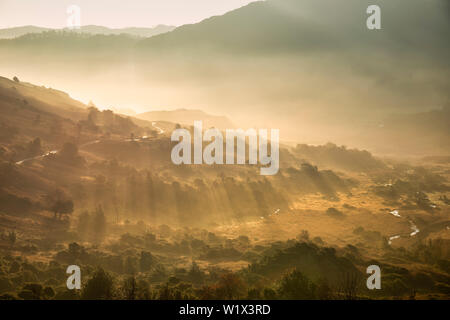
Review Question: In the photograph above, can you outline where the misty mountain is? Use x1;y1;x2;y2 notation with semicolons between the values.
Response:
137;109;234;129
1;2;449;302
71;25;175;37
0;24;175;39
0;0;448;154
0;75;354;226
138;0;449;58
371;107;450;155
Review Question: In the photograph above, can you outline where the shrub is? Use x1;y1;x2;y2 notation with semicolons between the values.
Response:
81;267;114;300
278;269;316;299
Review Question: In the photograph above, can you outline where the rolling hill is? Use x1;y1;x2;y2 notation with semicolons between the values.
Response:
0;24;175;39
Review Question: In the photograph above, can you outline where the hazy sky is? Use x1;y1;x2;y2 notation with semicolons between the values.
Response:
0;0;257;28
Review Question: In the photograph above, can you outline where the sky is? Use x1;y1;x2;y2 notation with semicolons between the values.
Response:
0;0;258;28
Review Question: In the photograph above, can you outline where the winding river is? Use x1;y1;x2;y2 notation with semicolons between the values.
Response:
387;209;420;245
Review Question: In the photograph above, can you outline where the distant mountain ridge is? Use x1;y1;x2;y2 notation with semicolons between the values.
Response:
137;0;449;57
0;26;49;39
137;109;235;129
0;24;176;39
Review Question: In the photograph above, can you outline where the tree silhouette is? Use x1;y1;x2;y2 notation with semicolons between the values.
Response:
92;205;107;243
338;272;361;300
278;269;316;299
215;273;246;299
81;267;114;300
122;276;137;300
45;190;74;220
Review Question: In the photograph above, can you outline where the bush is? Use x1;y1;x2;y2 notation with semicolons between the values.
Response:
278;269;316;299
215;273;246;299
81;267;114;300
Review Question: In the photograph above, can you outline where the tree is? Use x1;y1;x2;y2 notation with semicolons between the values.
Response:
45;190;74;220
297;230;310;242
158;283;173;300
139;251;154;272
92;205;107;243
278;269;316;300
122;276;137;300
136;280;152;300
198;285;216;300
13;76;19;82
81;267;114;300
56;200;74;219
124;256;138;275
87;106;99;124
59;142;84;166
188;261;204;284
215;273;246;299
338;272;361;300
316;278;333;300
43;286;55;299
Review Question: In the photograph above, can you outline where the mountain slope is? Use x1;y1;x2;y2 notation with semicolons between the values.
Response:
0;76;87;118
138;0;449;58
0;76;160;163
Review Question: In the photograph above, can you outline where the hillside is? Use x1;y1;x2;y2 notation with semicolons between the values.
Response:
138;0;449;57
0;76;163;163
0;76;449;300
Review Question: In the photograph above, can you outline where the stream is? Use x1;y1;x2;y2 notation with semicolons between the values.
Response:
387;209;420;245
